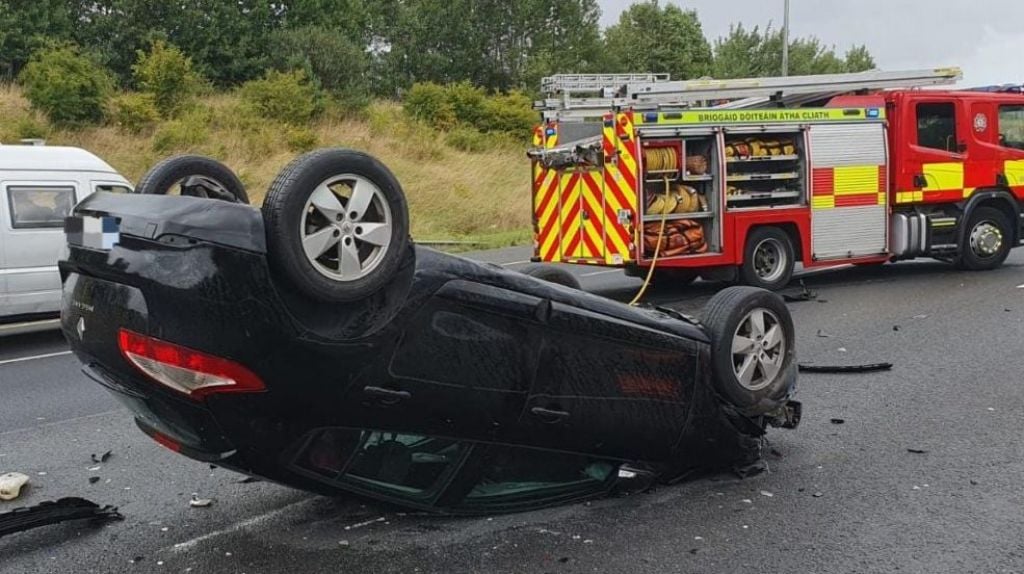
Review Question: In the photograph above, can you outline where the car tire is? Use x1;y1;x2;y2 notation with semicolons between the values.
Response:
956;206;1011;271
739;227;794;290
702;286;796;415
262;149;410;303
134;155;249;203
520;264;581;290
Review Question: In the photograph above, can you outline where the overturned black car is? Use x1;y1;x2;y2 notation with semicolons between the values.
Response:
60;149;800;514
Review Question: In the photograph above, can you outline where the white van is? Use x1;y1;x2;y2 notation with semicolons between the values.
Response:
0;143;132;334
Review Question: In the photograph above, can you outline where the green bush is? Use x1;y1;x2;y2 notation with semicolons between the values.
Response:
17;45;113;127
445;127;491;153
403;82;535;140
267;26;369;95
478;91;536;139
239;69;323;125
109;93;160;134
13;114;50;140
286;126;319;152
152;107;210;152
132;40;203;118
404;82;455;130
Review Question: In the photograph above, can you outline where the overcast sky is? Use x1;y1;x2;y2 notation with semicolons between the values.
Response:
596;0;1024;87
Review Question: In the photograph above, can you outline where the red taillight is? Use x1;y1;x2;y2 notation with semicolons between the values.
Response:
118;329;265;400
150;430;182;453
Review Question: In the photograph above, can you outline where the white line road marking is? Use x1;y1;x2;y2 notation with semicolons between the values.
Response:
581;269;620;277
1017;284;1024;289
1;409;121;437
500;260;531;266
172;497;317;552
0;350;72;367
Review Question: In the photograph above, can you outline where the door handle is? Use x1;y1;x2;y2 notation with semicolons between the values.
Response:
530;406;571;423
913;174;927;188
363;386;411;404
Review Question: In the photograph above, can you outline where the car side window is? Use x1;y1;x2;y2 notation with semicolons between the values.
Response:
916;102;958;152
94;184;132;194
998;105;1024;151
7;186;76;229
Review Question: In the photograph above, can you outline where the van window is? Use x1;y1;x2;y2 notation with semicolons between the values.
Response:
95;184;132;194
998;105;1024;151
7;186;75;229
917;103;958;152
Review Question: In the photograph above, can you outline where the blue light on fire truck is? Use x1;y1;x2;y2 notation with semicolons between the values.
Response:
644;112;659;122
867;108;880;118
545;128;556;136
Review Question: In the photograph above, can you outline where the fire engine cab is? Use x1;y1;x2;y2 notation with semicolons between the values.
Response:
528;68;1024;290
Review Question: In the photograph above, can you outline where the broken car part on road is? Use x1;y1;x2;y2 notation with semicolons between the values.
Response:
59;149;801;514
798;363;894;374
0;498;123;538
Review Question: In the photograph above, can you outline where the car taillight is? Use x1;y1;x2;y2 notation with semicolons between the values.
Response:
118;329;265;400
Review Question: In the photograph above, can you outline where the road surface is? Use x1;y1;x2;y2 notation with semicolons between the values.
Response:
2;248;1023;573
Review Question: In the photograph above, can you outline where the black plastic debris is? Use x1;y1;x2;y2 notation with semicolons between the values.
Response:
90;451;112;464
88;476;100;484
906;448;928;454
798;363;893;374
0;497;123;538
830;418;845;425
893;325;900;331
816;329;831;338
782;281;818;303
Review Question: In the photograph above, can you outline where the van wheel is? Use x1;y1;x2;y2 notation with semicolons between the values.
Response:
521;264;581;290
702;286;796;415
262;149;410;303
957;206;1011;270
740;227;794;290
135;155;249;203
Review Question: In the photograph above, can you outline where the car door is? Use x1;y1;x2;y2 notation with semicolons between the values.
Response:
1;179;78;317
515;303;699;461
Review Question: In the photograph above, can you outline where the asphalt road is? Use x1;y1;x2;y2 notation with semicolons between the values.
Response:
2;249;1023;574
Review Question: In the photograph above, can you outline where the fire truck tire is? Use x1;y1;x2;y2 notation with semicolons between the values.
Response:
134;155;249;203
739;227;795;290
262;149;410;303
520;264;582;290
702;286;796;415
957;206;1012;271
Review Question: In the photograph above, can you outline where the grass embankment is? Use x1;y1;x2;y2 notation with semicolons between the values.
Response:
0;85;531;248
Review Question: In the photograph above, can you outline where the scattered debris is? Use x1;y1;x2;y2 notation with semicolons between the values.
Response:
344;516;385;531
893;325;900;331
798;362;893;374
837;347;847;353
91;451;112;464
0;472;30;501
812;492;823;498
816;329;831;338
906;448;928;454
88;466;102;472
782;282;818;303
338;540;350;546
189;494;213;508
689;548;699;555
970;480;979;486
912;485;921;490
558;557;570;564
0;497;123;538
89;477;100;484
912;314;929;319
830;418;845;425
740;499;753;504
759;490;774;498
987;407;996;412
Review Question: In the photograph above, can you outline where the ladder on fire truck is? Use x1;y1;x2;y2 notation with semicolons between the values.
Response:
537;67;963;120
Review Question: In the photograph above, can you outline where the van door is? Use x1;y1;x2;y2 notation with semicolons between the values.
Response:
898;99;967;203
1;181;78;318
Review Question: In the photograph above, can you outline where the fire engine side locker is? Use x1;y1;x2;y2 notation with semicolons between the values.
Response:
806;122;890;261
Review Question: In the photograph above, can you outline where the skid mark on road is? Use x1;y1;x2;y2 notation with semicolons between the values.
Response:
0;351;72;367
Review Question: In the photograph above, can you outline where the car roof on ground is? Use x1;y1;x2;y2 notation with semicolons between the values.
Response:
0;145;121;174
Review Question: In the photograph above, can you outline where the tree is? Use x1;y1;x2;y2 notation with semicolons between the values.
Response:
713;23;877;78
133;40;203;117
603;1;713;80
267;26;370;95
18;45;114;126
0;0;77;78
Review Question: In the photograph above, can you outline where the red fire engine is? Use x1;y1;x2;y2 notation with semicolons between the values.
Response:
528;68;1024;290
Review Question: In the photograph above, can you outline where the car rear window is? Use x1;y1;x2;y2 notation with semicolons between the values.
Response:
7;186;76;229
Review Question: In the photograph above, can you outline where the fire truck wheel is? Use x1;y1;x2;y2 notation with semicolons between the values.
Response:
520;264;582;290
134;155;249;203
702;286;796;414
740;227;795;290
957;206;1012;271
262;149;410;303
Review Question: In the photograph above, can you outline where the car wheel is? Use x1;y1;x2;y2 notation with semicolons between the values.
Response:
702;286;796;415
957;206;1011;271
134;155;249;203
262;149;410;303
739;227;794;290
520;264;581;290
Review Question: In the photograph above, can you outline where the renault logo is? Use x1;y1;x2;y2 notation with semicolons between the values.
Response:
76;317;86;340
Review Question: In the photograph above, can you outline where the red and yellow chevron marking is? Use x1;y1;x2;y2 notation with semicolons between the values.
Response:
557;171;583;260
812;165;886;209
576;171;605;259
534;169;561;262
